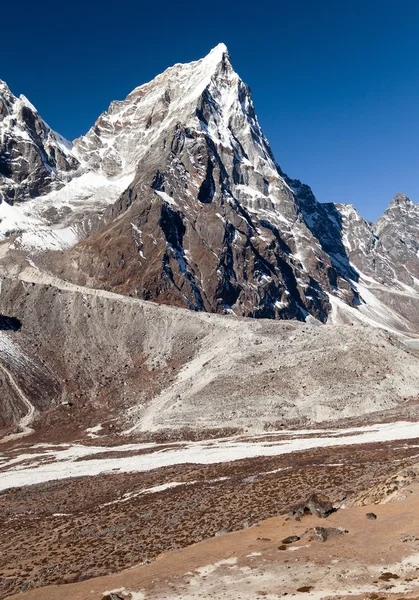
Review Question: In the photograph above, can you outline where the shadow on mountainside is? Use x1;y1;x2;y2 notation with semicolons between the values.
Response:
286;176;359;285
0;315;22;331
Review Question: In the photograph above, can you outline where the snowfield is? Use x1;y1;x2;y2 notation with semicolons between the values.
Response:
1;421;419;492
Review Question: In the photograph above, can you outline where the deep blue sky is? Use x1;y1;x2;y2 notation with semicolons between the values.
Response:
2;0;419;221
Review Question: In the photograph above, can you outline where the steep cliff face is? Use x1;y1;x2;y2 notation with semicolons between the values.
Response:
326;193;419;289
310;193;419;333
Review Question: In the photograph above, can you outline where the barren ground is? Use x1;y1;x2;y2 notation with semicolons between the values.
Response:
2;429;419;598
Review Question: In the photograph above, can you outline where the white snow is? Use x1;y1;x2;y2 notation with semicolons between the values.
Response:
0;171;133;252
14;226;79;252
2;421;419;492
155;190;178;207
0;200;42;238
195;557;237;577
19;94;38;113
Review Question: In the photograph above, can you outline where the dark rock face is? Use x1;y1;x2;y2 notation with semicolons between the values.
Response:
0;315;22;331
0;80;79;203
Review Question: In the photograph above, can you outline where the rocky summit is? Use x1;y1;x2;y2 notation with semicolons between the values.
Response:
0;81;79;202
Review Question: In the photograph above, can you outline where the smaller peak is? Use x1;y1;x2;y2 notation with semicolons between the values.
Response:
0;80;11;94
209;42;229;56
391;192;413;205
385;193;415;213
337;202;356;212
19;94;38;113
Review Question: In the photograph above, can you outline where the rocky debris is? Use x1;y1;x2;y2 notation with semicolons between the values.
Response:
281;535;300;544
289;493;336;519
378;572;400;581
1;271;419;433
399;534;419;543
354;464;419;506
304;526;348;543
366;512;377;520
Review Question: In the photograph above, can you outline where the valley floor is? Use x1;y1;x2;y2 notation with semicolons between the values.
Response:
14;483;419;600
2;422;419;599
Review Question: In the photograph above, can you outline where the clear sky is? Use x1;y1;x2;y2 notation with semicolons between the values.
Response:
2;0;419;221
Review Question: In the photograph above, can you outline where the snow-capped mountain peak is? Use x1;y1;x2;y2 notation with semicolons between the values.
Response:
73;44;239;178
3;46;419;334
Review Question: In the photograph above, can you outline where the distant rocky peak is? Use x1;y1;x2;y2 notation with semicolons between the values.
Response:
390;192;414;205
0;80;13;103
0;79;79;203
375;193;418;233
382;193;416;217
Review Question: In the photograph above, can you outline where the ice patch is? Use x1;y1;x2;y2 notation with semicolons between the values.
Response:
155;190;178;207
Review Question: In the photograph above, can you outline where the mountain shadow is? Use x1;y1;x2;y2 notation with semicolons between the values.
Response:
0;315;22;331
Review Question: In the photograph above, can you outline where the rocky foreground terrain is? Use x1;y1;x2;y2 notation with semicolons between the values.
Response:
2;429;419;599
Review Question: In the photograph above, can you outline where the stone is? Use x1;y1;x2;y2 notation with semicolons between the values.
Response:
304;526;348;543
281;535;300;544
289;493;336;519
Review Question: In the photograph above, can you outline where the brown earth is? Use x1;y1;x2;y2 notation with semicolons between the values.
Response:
2;438;419;598
4;454;419;600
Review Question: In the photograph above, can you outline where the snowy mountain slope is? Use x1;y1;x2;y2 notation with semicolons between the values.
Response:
0;81;134;249
1;45;419;332
305;192;419;333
